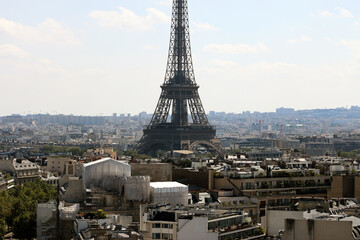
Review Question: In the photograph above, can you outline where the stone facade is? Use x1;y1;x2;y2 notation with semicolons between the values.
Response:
131;163;172;182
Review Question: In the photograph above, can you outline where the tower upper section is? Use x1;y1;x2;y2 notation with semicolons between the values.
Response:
163;0;196;86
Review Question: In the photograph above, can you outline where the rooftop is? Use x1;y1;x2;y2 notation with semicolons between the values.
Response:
150;181;188;189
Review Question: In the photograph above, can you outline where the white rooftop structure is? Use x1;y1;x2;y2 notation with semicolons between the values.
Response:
150;181;187;189
59;201;80;220
150;182;188;206
83;158;131;188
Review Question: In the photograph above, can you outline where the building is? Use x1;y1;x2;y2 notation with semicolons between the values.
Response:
214;174;331;221
328;175;360;203
82;158;131;189
37;200;57;240
131;163;172;182
263;198;360;239
74;218;142;240
0;159;40;184
60;158;152;212
0;173;6;191
140;204;265;240
46;157;73;175
150;182;188;206
283;217;357;240
83;147;117;160
59;201;80;240
140;209;177;240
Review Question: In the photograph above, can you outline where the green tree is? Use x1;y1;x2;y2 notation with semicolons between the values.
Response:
66;146;84;156
230;149;241;154
5;180;57;237
177;159;192;168
41;145;56;153
138;154;151;160
95;209;106;219
115;149;123;157
0;191;12;223
13;212;36;240
124;150;137;156
0;219;6;240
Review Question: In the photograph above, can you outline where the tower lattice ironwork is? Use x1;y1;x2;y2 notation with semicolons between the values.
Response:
137;0;223;155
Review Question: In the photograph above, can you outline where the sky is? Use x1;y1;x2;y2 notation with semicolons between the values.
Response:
0;0;359;116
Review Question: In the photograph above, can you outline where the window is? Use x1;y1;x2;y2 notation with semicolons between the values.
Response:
152;223;161;228
152;233;161;239
162;223;168;228
162;233;173;239
168;224;173;229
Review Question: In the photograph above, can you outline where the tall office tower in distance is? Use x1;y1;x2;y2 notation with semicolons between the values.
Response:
137;0;223;156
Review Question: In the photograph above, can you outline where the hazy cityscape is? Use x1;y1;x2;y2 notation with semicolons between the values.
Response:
1;0;360;240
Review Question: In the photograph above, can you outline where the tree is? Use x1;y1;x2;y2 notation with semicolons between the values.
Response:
0;219;6;240
138;154;151;160
13;212;36;240
4;180;57;237
254;227;265;235
230;149;241;154
124;150;137;157
115;149;123;157
66;146;84;156
177;160;192;168
95;209;106;219
0;191;12;223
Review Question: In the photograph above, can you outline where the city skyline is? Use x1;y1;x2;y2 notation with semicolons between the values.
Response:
1;0;359;116
1;105;359;118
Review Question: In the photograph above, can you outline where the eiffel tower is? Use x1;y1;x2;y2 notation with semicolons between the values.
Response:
137;0;223;156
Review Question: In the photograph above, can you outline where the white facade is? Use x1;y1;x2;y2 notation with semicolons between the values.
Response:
120;176;150;201
150;182;188;206
59;201;80;220
177;216;217;240
82;158;131;188
264;210;304;237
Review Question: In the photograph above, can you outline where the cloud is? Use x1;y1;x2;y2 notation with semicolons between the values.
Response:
335;7;354;18
338;39;360;58
210;59;296;71
89;7;170;31
287;35;312;44
211;59;238;68
313;7;354;18
0;44;28;58
318;10;334;17
0;18;80;44
203;42;269;54
155;0;172;6
287;39;299;44
192;21;219;31
197;57;360;112
301;36;312;42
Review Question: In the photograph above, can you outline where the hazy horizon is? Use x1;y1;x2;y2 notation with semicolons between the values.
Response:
1;105;358;117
